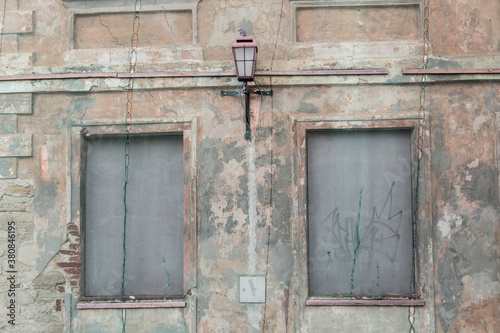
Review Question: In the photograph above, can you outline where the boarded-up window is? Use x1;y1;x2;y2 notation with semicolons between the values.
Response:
307;130;413;297
84;135;184;298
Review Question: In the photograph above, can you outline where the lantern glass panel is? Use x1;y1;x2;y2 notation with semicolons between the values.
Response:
244;47;255;77
233;46;256;79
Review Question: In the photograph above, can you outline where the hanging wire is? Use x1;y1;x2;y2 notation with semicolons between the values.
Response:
409;0;429;332
349;190;363;298
0;0;7;56
270;0;285;71
262;2;284;329
122;1;141;332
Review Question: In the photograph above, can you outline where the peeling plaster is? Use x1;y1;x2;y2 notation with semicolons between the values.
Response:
247;144;258;275
461;272;500;306
40;145;48;180
438;219;452;239
472;114;488;132
466;158;479;168
2;1;500;332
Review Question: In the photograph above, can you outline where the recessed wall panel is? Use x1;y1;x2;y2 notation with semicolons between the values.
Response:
74;11;193;49
296;5;419;43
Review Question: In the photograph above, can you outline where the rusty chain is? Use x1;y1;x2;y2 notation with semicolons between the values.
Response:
122;1;141;332
409;1;429;332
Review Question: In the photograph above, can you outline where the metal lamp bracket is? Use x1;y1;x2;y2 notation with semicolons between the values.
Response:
221;83;273;140
220;89;273;97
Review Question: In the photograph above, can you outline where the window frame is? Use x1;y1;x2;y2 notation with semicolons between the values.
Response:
292;114;431;309
306;128;414;298
72;120;197;306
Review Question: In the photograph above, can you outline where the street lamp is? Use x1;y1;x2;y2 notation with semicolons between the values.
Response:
221;33;272;140
232;35;258;82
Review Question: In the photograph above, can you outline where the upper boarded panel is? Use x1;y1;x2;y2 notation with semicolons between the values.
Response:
296;5;419;43
74;10;193;49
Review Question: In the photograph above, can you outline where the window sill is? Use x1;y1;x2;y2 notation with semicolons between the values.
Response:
306;299;425;307
77;301;186;310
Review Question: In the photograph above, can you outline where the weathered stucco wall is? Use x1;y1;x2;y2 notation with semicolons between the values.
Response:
0;0;499;332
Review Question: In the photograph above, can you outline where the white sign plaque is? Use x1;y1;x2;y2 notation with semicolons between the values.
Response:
239;276;266;303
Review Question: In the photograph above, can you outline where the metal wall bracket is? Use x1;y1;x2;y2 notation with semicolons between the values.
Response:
220;91;239;97
220;90;273;97
220;83;273;140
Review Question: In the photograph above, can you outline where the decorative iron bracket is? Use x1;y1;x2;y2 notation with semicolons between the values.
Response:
221;84;273;140
220;89;273;97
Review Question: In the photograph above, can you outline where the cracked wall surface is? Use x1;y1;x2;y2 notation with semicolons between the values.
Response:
0;0;499;332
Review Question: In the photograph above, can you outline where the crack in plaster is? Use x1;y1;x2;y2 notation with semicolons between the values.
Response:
98;15;123;47
117;84;130;91
158;92;179;117
161;6;176;38
83;0;93;13
141;91;179;118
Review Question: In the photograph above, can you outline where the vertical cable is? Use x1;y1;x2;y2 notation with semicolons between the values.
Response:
262;1;284;330
122;1;141;332
349;190;363;298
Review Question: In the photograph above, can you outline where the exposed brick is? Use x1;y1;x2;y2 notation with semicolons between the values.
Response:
63;267;76;274
70;280;79;286
0;134;32;157
68;230;79;236
69;244;80;250
57;262;80;268
0;94;32;114
56;286;65;293
68;224;79;231
56;299;62;311
59;250;78;255
69;256;79;262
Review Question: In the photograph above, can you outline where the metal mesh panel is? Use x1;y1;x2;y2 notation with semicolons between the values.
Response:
307;130;412;297
84;135;184;298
